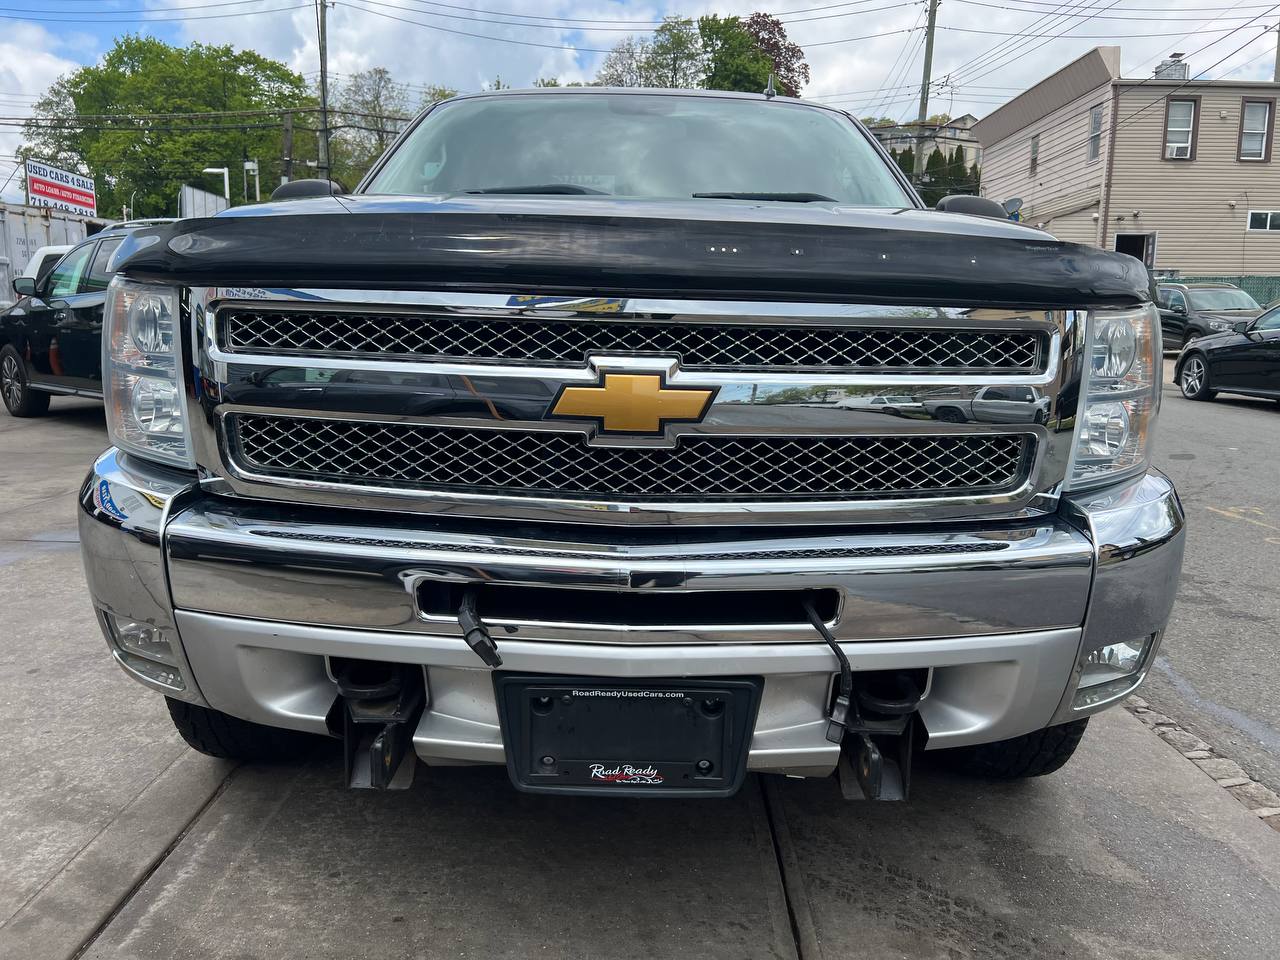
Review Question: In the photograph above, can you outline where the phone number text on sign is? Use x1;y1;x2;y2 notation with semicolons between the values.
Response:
25;159;96;216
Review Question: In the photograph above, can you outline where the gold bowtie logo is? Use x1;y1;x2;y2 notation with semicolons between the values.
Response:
550;373;716;435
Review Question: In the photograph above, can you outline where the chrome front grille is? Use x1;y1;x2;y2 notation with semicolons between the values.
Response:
230;414;1032;502
222;308;1044;372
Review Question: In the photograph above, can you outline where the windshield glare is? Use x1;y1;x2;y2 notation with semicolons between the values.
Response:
365;93;914;207
1188;288;1260;311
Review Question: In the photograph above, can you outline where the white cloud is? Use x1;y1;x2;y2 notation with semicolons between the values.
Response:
0;23;84;202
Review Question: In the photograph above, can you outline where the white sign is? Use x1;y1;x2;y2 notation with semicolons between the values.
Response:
25;159;96;216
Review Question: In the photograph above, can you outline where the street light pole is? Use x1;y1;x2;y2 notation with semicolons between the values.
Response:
202;166;230;202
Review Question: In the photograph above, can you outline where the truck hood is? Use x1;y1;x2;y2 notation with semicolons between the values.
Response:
112;194;1152;309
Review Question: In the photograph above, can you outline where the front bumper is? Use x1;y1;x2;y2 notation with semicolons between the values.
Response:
80;449;1184;777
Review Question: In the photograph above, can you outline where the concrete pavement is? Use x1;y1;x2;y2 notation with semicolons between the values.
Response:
1;394;1278;960
1150;361;1280;795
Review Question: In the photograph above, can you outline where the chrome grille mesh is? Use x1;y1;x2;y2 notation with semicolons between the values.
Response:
230;414;1031;501
222;309;1043;372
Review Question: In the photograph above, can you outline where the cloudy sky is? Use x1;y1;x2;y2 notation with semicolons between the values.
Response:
3;0;1279;201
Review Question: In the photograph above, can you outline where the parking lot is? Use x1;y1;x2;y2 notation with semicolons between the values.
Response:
2;369;1279;960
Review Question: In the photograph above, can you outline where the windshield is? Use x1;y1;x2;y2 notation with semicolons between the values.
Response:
365;93;914;207
1188;288;1260;311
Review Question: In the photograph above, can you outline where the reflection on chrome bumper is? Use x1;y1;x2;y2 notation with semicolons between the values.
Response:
79;449;1184;776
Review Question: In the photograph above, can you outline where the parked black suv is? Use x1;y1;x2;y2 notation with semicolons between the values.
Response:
1157;281;1263;350
0;221;168;416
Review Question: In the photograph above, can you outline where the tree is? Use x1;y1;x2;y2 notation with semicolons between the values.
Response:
926;112;953;125
742;13;809;97
328;67;411;188
595;36;654;87
893;147;914;179
21;35;308;217
647;17;703;89
533;77;561;87
416;84;458;108
920;146;949;205
699;15;771;93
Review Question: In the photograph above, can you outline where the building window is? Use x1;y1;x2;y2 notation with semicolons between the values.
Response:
1238;98;1274;162
1029;133;1039;175
1246;210;1280;231
1163;98;1198;160
1087;105;1104;162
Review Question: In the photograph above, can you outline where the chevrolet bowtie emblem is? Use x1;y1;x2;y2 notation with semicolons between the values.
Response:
549;373;716;435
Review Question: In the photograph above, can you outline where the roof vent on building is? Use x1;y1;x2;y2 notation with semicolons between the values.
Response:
1154;53;1189;80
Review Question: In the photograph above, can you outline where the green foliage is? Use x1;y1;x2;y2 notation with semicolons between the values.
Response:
699;15;771;93
594;11;808;96
647;17;704;89
742;12;809;97
327;67;412;189
533;77;562;87
21;35;309;217
892;147;914;179
918;146;949;206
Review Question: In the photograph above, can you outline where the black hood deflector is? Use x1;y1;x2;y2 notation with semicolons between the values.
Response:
115;202;1151;309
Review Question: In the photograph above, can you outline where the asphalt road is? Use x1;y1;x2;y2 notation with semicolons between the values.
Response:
1;391;1278;960
1147;359;1280;795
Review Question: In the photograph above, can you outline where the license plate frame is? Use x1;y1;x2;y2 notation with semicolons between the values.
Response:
493;674;762;798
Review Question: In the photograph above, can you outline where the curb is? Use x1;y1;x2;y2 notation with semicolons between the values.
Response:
1126;695;1280;832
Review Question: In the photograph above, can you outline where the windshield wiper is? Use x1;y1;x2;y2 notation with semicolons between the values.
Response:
692;192;836;202
464;183;607;195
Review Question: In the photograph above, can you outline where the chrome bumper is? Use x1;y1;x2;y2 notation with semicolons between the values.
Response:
79;448;1184;777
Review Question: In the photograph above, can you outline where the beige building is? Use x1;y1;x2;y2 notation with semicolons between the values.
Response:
973;47;1280;276
869;114;983;168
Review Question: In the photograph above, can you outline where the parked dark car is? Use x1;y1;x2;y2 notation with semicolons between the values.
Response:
0;222;164;416
1174;305;1280;402
1157;282;1263;351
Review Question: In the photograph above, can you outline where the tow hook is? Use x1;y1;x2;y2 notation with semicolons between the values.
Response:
802;598;923;801
331;659;425;790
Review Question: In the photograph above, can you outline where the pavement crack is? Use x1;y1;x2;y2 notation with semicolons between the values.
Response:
68;761;239;960
760;775;821;960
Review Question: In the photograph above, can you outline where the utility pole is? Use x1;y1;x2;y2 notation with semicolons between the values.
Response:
913;0;941;181
281;112;294;184
317;0;331;181
1274;23;1280;82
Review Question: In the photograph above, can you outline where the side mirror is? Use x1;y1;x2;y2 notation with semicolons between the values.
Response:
934;195;1010;220
269;178;347;201
1233;320;1255;335
11;276;36;298
1171;303;1187;315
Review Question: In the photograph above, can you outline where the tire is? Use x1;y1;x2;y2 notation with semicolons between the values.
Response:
1179;353;1215;401
166;698;324;762
939;718;1088;779
934;406;966;423
0;346;50;417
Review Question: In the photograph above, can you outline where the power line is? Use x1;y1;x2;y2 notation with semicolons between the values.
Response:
0;1;309;22
948;0;1272;20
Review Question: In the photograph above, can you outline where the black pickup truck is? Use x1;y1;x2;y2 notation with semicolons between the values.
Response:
77;89;1182;801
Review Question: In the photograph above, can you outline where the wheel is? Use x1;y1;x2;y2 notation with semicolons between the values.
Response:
934;406;966;423
1179;354;1214;400
166;698;324;761
938;718;1088;779
0;346;50;417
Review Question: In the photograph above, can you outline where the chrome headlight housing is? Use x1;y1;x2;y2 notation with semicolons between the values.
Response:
103;278;194;469
1066;305;1159;490
1204;318;1232;333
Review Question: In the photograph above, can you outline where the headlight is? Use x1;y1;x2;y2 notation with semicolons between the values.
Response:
1066;305;1158;489
1205;319;1232;332
103;278;194;469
